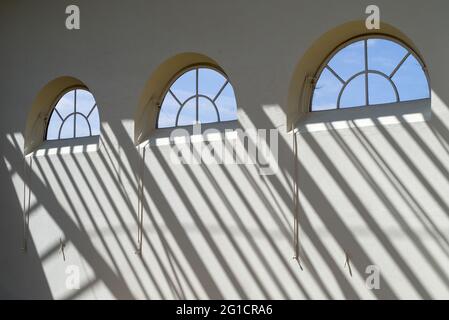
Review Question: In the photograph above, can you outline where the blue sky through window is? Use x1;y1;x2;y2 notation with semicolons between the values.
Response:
158;67;237;128
46;88;100;140
311;37;430;111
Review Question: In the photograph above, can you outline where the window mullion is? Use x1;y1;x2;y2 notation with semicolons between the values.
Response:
389;52;411;79
73;89;77;138
195;68;199;124
364;39;369;106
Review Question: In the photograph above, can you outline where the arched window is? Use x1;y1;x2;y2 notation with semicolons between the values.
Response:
157;66;237;128
311;36;430;111
46;87;100;140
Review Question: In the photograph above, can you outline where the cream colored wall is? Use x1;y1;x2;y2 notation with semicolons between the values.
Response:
1;0;449;299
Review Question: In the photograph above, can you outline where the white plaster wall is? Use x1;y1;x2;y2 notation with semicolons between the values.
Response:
1;0;449;299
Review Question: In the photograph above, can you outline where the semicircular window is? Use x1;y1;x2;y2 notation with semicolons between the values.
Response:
157;66;238;128
46;88;100;140
311;36;430;111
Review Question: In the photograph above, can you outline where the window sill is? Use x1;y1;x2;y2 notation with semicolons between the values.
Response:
27;136;100;157
295;98;431;133
140;121;240;147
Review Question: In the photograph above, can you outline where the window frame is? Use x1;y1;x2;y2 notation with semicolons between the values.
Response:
155;63;236;129
309;34;431;112
45;85;101;141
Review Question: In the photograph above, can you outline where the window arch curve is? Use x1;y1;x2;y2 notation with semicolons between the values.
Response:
310;35;430;111
156;65;238;128
46;86;100;140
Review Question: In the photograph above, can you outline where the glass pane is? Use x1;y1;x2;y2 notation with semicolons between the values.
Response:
75;115;91;138
198;68;227;99
170;69;196;103
368;73;397;105
368;39;408;76
76;89;96;116
328;40;365;81
198;97;218;124
59;114;75;139
54;90;75;119
160;67;237;126
215;83;238;121
177;99;196;126
392;55;430;101
88;106;101;136
158;91;180;128
311;68;342;111
46;113;62;140
340;74;366;108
